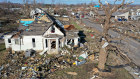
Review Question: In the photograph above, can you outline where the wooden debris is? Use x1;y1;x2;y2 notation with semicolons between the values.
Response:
88;54;95;61
92;68;99;73
66;72;78;75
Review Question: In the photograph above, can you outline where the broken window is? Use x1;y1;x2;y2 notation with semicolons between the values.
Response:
15;39;19;45
45;39;48;48
67;39;74;45
67;39;71;44
8;39;11;43
51;26;55;33
51;41;56;49
32;38;36;48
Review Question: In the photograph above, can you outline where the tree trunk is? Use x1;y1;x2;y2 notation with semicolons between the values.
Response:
98;17;110;70
103;17;110;37
98;39;108;70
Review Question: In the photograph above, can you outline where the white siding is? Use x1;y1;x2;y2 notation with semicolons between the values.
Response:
4;35;12;48
74;37;79;46
4;35;44;51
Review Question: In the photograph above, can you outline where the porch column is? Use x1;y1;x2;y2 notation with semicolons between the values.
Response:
74;38;78;46
65;39;67;46
48;39;51;51
61;37;65;47
56;38;59;52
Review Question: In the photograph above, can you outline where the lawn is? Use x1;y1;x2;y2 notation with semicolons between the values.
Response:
47;63;94;79
70;20;81;30
0;43;7;65
0;43;6;52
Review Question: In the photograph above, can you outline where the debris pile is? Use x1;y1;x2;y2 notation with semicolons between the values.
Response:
0;46;98;78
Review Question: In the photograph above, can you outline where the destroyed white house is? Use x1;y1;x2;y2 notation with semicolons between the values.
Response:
131;9;140;21
30;8;45;18
4;9;80;54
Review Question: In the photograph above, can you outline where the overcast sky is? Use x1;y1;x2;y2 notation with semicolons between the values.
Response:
0;0;140;4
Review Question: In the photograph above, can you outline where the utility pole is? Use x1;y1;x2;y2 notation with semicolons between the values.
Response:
51;0;55;8
33;0;36;9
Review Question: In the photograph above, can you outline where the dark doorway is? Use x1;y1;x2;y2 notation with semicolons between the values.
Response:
51;41;56;49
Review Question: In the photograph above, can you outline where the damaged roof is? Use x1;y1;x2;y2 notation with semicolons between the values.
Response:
19;19;53;35
18;10;65;36
66;31;79;39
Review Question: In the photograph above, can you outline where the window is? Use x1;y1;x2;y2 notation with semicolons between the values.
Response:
15;39;19;45
8;39;11;43
32;38;36;48
51;26;55;33
45;39;48;48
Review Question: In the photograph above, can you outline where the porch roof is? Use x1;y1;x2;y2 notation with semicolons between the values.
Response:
44;34;64;38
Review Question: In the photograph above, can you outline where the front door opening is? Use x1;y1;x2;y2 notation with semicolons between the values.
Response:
51;41;56;49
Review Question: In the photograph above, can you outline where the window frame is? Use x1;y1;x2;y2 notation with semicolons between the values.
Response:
15;39;19;45
8;39;11;44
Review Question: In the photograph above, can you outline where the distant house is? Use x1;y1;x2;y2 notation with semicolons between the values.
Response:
30;8;44;18
112;12;130;20
10;8;21;11
89;10;105;18
131;15;140;21
4;9;80;54
89;11;95;17
131;9;140;21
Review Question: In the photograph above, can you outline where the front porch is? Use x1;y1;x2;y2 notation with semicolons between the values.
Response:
43;35;65;54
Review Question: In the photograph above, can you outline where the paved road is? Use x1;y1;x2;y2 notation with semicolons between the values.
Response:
82;18;140;66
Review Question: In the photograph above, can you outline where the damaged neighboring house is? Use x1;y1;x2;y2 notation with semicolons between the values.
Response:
4;9;80;54
112;12;130;21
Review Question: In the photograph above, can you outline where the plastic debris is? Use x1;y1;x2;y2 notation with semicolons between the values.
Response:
39;49;47;55
75;60;86;66
22;67;27;70
102;42;109;48
90;75;98;79
25;49;36;57
88;54;95;61
79;52;88;59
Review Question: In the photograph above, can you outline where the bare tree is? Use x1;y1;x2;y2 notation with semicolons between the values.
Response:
95;0;133;70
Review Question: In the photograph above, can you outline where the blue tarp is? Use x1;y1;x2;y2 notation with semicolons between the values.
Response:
94;5;100;8
20;21;34;26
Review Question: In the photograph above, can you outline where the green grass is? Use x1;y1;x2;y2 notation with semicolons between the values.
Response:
112;68;134;79
70;20;81;30
0;43;6;52
105;53;134;79
48;63;95;79
0;43;7;65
